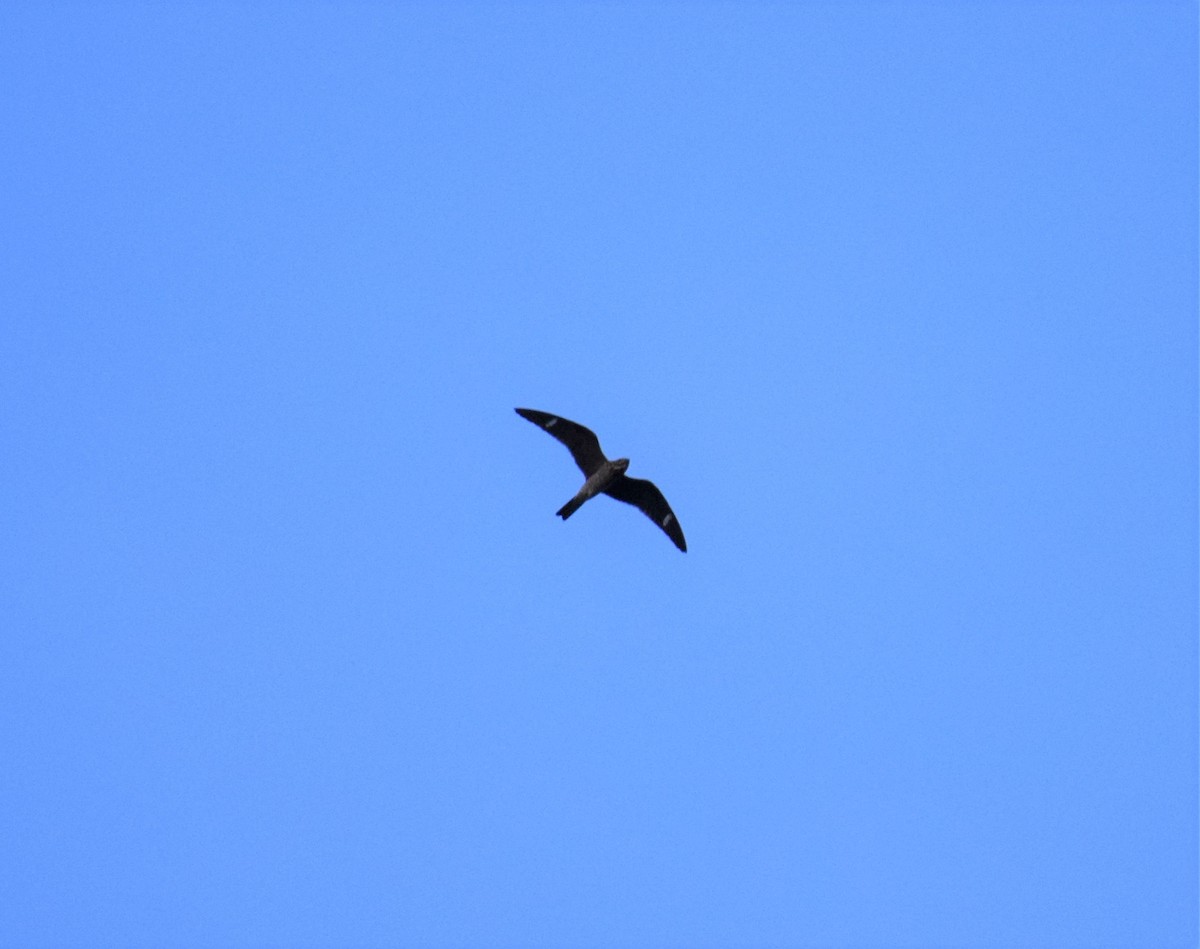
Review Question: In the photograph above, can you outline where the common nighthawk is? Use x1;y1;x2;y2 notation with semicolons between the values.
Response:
515;408;687;552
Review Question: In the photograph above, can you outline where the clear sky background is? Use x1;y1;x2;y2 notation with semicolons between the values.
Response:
2;3;1196;947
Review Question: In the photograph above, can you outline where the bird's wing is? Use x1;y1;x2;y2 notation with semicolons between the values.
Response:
603;475;687;552
515;408;608;476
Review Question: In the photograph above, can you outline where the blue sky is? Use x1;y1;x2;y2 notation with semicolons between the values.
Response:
2;3;1196;947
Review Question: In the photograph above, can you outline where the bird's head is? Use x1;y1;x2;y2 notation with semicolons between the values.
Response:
614;458;630;472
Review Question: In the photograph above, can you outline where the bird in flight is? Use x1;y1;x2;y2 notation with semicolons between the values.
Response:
515;408;687;552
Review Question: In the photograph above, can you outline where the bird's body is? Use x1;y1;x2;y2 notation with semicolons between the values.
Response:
556;457;630;520
515;408;687;552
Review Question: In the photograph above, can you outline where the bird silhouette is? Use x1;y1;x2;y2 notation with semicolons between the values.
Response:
515;408;687;552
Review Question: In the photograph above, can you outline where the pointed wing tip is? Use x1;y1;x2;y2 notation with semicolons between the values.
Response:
515;407;549;425
658;513;688;553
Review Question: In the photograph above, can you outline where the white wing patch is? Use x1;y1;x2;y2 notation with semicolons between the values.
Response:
545;418;558;428
662;513;674;527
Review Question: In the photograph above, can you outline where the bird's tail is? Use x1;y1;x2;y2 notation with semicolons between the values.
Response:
556;495;585;520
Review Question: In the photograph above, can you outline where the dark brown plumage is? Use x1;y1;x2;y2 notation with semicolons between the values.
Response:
515;408;687;552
